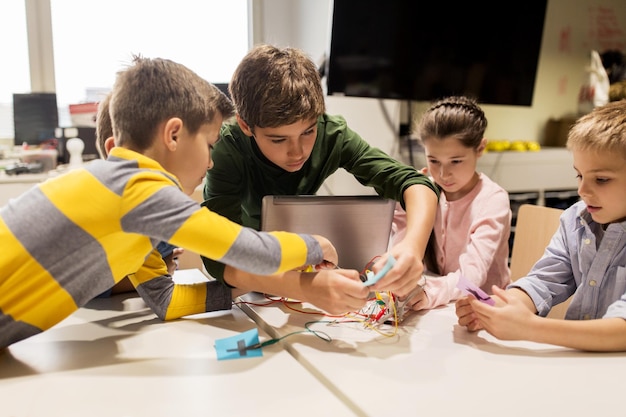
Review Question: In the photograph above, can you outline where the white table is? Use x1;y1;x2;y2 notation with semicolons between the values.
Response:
240;292;625;417
0;271;354;417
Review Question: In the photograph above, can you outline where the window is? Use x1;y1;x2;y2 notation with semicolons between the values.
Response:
0;0;249;141
51;0;249;126
0;1;30;141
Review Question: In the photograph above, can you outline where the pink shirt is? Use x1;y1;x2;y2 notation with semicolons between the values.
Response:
392;173;511;309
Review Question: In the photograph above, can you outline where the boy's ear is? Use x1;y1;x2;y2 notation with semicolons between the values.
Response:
104;137;115;155
236;114;254;136
163;117;184;151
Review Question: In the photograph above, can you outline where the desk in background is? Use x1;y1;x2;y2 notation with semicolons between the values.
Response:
0;170;207;208
0;171;48;206
0;270;354;417
240;292;624;417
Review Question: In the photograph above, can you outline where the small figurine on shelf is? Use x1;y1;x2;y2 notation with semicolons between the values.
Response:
66;137;84;169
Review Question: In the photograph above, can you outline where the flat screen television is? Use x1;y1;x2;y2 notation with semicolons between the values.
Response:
326;1;548;106
13;93;59;145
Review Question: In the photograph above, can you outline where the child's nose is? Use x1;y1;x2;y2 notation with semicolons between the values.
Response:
287;141;303;157
577;181;589;197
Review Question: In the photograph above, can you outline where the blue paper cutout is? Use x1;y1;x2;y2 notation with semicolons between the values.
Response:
215;328;263;360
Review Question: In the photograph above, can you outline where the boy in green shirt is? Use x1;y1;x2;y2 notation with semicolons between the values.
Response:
203;44;439;315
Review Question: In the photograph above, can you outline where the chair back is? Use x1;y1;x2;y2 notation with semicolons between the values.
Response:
510;204;564;280
509;203;568;318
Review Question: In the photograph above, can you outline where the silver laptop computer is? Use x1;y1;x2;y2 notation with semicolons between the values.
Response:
261;195;396;271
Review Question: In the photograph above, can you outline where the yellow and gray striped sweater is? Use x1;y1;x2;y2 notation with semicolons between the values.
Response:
0;147;323;349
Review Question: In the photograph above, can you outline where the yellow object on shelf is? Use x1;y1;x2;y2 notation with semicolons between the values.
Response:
510;140;527;152
485;140;541;153
526;141;541;151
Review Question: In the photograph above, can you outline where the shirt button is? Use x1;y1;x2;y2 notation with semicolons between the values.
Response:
584;238;591;245
589;280;597;287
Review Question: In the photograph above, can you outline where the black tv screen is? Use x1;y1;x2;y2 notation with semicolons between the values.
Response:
13;93;59;145
326;0;548;106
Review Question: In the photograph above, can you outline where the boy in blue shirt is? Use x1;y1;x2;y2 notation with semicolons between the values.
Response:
456;99;626;352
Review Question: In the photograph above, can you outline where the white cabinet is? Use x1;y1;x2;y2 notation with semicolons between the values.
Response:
475;147;578;205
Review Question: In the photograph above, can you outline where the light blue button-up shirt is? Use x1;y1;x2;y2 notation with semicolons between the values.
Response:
509;200;626;320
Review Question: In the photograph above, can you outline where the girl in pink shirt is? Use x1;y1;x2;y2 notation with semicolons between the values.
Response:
394;96;511;311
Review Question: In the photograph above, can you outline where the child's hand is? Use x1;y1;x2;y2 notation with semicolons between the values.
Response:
455;295;484;332
313;259;339;270
370;244;424;299
302;268;369;315
311;235;339;266
469;286;537;341
402;286;428;311
164;247;184;275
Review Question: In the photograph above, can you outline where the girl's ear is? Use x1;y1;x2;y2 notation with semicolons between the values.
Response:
476;138;487;155
236;114;254;136
163;117;184;151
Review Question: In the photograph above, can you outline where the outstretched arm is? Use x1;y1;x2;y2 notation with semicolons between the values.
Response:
371;183;438;298
223;265;369;315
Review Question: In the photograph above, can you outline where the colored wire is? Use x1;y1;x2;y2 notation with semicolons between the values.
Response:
234;255;406;338
253;321;333;350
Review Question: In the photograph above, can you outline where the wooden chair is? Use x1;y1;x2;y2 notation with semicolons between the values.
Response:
509;203;569;319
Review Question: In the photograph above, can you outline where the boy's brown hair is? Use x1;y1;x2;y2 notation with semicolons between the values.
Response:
567;99;626;156
110;55;234;150
229;44;325;129
95;93;112;158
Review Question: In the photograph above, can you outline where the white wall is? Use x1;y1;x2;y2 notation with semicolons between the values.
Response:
446;0;626;142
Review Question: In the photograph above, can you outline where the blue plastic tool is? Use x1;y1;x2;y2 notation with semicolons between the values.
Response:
362;255;396;286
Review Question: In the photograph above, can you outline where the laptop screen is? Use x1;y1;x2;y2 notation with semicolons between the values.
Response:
261;195;395;271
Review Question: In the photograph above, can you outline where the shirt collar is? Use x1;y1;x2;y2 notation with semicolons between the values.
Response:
576;202;626;233
108;147;182;190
